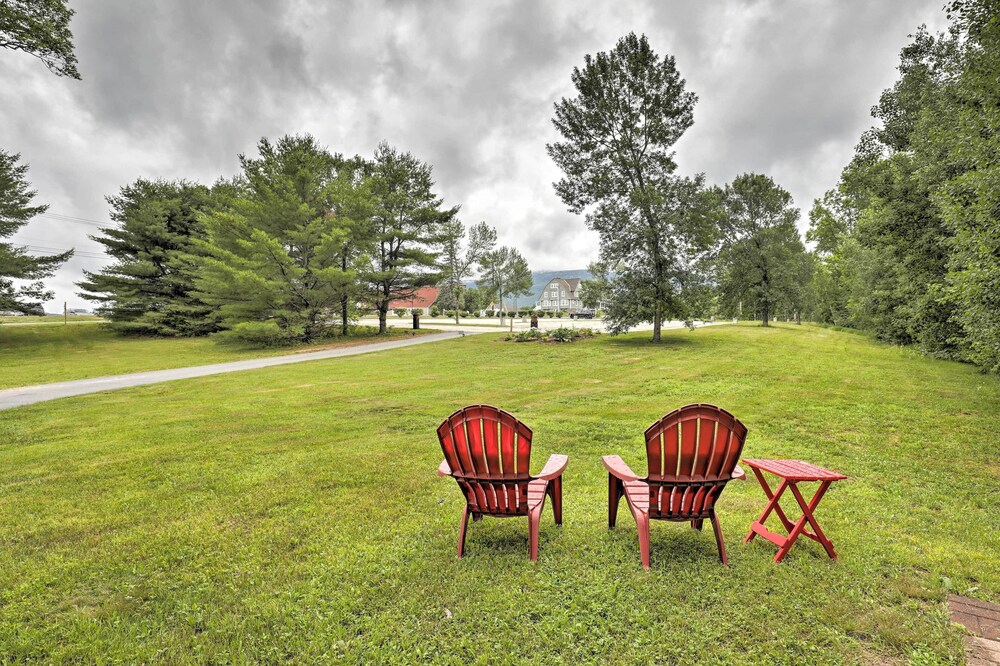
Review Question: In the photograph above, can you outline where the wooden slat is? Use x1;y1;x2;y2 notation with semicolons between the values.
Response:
680;418;697;478
483;411;500;474
664;422;679;478
648;428;663;480
694;417;715;477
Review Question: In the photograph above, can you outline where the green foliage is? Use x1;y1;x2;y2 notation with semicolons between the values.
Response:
0;0;80;78
547;325;575;342
77;179;218;336
195;135;362;345
0;150;71;313
478;246;532;316
439;220;496;323
394;308;407;318
806;12;1000;370
555;310;565;318
548;33;715;341
364;142;457;333
716;174;810;326
429;306;440;318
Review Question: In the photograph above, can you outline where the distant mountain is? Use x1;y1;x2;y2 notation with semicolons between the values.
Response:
465;269;593;308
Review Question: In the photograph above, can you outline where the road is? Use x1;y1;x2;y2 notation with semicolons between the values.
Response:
0;331;466;411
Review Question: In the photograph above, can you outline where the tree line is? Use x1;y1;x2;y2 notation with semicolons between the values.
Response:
804;0;1000;373
550;6;1000;375
75;136;538;344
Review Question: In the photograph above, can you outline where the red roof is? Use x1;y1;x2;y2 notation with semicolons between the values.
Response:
388;286;439;309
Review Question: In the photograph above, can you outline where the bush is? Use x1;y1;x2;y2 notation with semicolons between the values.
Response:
546;311;555;318
472;311;481;318
547;326;576;343
410;308;423;316
512;328;545;342
556;310;565;318
430;306;440;318
394;308;407;318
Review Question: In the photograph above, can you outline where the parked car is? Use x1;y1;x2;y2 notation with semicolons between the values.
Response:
569;310;596;319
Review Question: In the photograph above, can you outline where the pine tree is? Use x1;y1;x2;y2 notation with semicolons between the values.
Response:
77;179;217;335
364;142;458;334
194;135;365;345
0;150;71;314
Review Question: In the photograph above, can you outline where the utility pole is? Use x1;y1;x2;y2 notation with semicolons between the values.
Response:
64;301;67;325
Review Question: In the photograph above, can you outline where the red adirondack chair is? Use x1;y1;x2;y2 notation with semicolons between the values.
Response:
602;404;748;568
436;405;568;561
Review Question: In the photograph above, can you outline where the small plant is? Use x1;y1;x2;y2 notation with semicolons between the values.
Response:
547;326;576;343
394;308;407;318
556;310;565;318
546;311;555;318
472;311;481;318
430;306;440;318
512;328;545;342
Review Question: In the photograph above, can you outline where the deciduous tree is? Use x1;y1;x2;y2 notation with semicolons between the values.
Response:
717;174;806;327
0;0;80;78
439;220;496;323
547;32;712;341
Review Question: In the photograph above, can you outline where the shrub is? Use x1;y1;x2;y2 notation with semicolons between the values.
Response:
472;311;481;318
547;326;576;343
556;310;565;318
410;308;423;316
512;328;544;342
546;311;555;318
394;308;407;318
430;306;440;318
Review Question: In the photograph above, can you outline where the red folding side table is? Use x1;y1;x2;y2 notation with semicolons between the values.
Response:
742;459;847;563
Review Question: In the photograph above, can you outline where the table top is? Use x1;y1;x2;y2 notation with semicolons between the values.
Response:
742;458;847;481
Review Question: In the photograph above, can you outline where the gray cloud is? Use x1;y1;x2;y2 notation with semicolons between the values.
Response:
0;0;948;309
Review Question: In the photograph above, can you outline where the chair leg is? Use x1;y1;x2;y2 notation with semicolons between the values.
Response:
528;508;542;562
711;512;728;567
608;474;624;528
636;514;651;570
457;506;470;558
548;476;563;526
691;519;704;531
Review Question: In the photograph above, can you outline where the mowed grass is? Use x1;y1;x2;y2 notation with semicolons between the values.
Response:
1;324;997;664
0;324;427;389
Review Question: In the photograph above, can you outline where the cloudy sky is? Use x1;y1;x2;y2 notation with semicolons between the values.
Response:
2;0;948;310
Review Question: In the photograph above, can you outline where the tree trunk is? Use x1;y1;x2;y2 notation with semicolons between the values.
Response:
795;310;801;325
341;295;349;337
762;303;770;327
652;303;662;343
378;305;388;335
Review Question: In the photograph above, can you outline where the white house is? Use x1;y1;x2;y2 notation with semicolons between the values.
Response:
536;277;584;313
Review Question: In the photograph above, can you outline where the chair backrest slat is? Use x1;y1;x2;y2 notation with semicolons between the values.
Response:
643;404;748;520
438;405;535;516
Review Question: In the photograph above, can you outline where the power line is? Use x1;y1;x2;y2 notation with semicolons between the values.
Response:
35;212;113;228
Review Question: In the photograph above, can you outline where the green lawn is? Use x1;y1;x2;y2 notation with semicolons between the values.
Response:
1;323;997;663
0;324;427;390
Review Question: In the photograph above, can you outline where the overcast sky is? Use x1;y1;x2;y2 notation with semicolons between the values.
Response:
2;0;948;310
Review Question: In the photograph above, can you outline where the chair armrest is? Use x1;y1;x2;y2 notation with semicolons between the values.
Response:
437;459;452;477
731;464;746;481
602;455;641;482
534;454;568;481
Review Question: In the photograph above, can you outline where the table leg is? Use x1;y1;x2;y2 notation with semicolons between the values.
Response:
788;480;837;559
744;473;789;544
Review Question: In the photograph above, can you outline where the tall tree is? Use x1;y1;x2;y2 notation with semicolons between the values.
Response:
478;246;532;323
547;32;712;341
717;174;806;327
926;0;1000;372
0;0;80;79
439;220;496;323
364;142;458;334
194;135;362;345
77;179;218;336
0;150;71;314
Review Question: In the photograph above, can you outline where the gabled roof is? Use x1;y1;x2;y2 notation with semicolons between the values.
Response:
388;286;439;309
